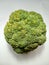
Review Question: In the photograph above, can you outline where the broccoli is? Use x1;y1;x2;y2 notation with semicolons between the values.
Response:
4;10;46;54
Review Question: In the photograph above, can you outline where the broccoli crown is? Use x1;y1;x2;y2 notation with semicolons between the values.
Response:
4;10;46;54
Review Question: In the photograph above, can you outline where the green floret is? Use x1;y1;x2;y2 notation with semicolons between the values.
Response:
4;9;46;54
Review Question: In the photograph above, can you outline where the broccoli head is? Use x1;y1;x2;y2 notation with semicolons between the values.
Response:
4;10;46;54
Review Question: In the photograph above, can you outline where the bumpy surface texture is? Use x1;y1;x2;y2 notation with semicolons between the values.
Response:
4;10;46;54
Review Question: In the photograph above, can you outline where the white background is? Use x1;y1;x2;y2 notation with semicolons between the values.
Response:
0;0;49;65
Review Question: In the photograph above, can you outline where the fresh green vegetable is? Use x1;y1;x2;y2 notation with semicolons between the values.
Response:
4;10;46;54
